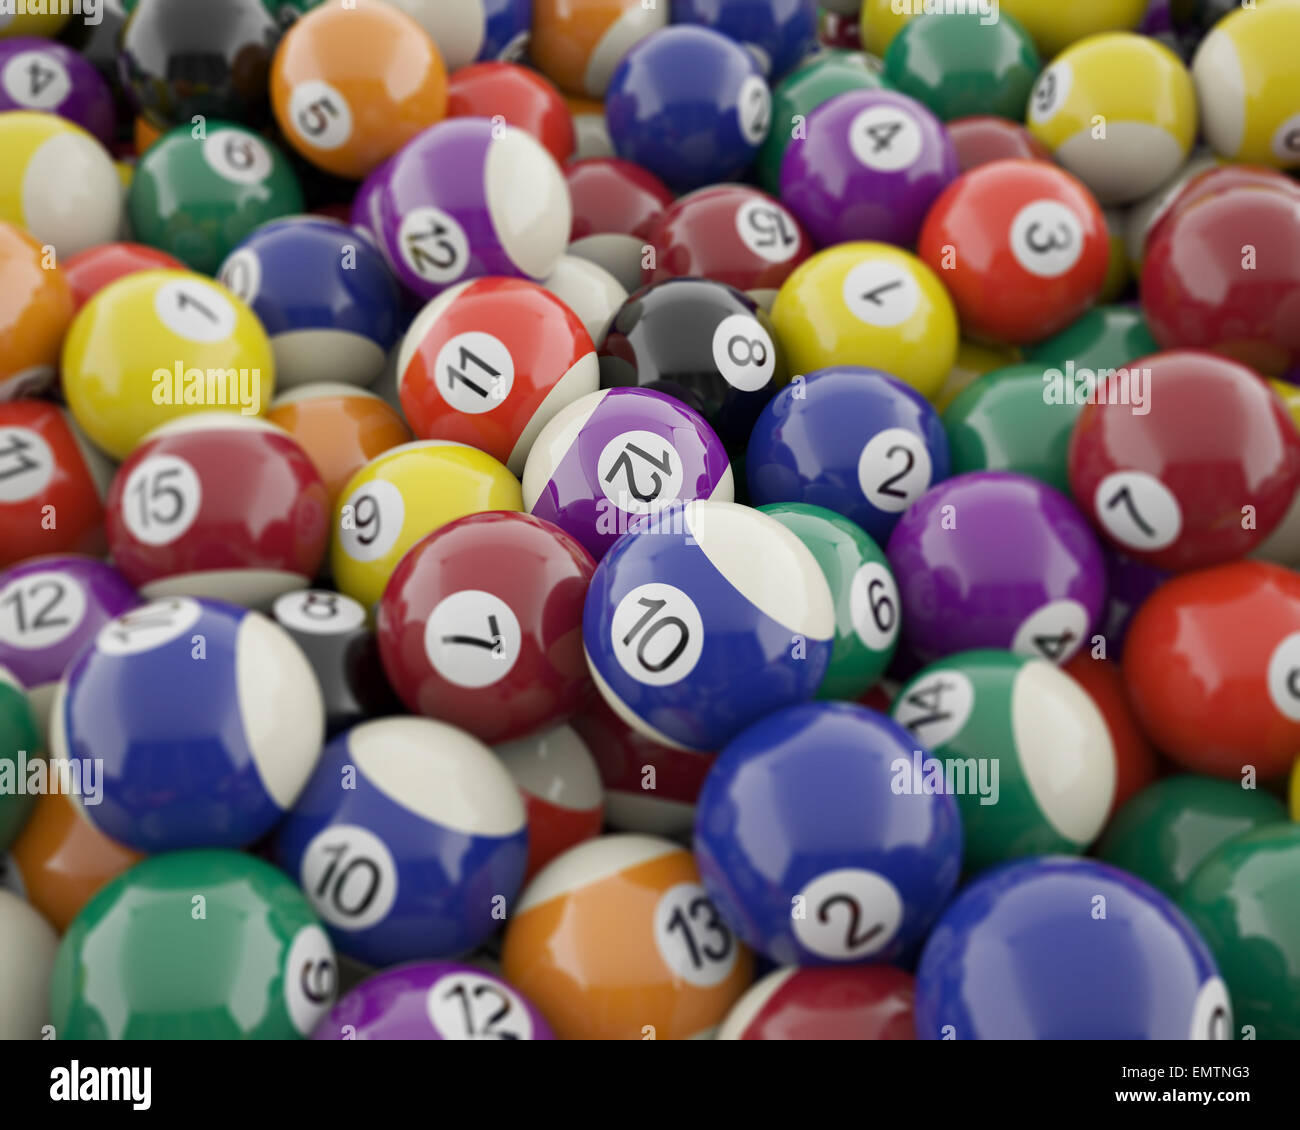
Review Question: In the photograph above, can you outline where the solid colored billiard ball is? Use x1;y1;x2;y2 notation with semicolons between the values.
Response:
0;112;120;257
51;850;337;1039
495;723;604;883
270;0;447;179
0;400;112;568
502;834;754;1039
947;116;1051;173
1123;560;1300;780
446;62;575;167
218;216;403;389
128;121;304;274
916;856;1230;1039
1025;304;1160;374
695;702;962;965
998;0;1149;58
918;159;1110;347
105;415;329;608
599;278;787;451
717;965;916;1040
387;0;532;72
0;36;115;145
271;716;528;967
747;367;950;546
62;242;185;313
565;156;673;293
1100;545;1170;659
397;278;599;475
892;650;1116;873
1144;164;1300;258
62;269;276;460
522;387;733;562
770;242;958;401
266;384;411;506
531;0;667;99
605;26;772;193
856;0;912;57
0;222;73;401
0;888;55;1040
374;119;570;302
671;0;819;82
1121;150;1219;273
540;255;628;346
887;472;1107;667
583;499;834;752
53;596;325;852
0;668;38;849
1027;33;1197;205
312;961;554;1040
1068;352;1300;570
377;511;595;744
758;503;900;701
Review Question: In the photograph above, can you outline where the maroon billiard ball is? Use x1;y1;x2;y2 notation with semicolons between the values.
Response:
565;156;674;292
947;116;1052;173
447;62;576;167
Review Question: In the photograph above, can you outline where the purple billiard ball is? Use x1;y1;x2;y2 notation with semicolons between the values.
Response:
885;471;1107;667
373;118;570;302
779;88;958;248
522;387;734;561
0;555;140;740
311;961;556;1040
1100;546;1169;659
0;38;116;147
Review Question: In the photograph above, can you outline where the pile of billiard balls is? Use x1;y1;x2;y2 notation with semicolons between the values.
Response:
0;0;1298;1043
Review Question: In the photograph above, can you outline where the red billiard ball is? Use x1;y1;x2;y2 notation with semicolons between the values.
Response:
376;511;596;745
947;116;1052;173
105;414;330;608
446;62;576;167
918;158;1109;346
1068;351;1300;572
565;156;674;291
1142;164;1300;258
62;242;186;313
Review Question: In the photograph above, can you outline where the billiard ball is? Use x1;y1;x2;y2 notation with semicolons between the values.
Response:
571;694;716;836
1099;776;1288;900
1192;1;1300;169
1027;33;1197;205
929;339;1020;415
62;242;185;313
540;255;628;346
1256;379;1300;567
1025;304;1160;374
947;116;1052;172
386;0;532;71
446;62;575;167
915;856;1230;1039
374;119;570;302
1121;149;1219;273
566;93;614;160
856;0;912;57
747;367;950;546
0;556;139;743
271;716;528;967
886;472;1107;667
1180;824;1300;1040
565;156;673;294
0;667;38;849
1068;352;1300;570
396;278;599;475
583;499;834;752
501;834;754;1039
217;216;403;389
270;0;447;179
0;36;115;145
128;121;304;274
1145;164;1300;258
532;0;667;99
51;850;337;1039
0;6;70;37
376;511;595;744
695;701;962;964
605;26;772;193
1123;560;1300;780
0;888;55;1039
496;723;604;883
522;387;734;563
642;185;813;302
770;242;958;401
671;0;819;83
892;650;1115;873
599;278;787;450
998;0;1149;58
820;4;862;49
917;159;1110;347
716;965;916;1040
0;222;73;402
330;440;522;611
52;596;325;852
758;503;901;701
0;400;112;569
312;961;555;1040
1101;545;1170;659
0;112;120;257
62;269;276;460
266;384;411;506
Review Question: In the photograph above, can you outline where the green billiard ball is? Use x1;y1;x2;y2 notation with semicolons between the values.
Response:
50;850;337;1039
0;669;39;851
1025;305;1161;374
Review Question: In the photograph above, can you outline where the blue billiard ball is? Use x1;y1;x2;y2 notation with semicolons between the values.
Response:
217;216;403;389
747;366;950;545
52;597;325;853
605;26;773;193
693;701;963;965
271;716;529;968
670;0;820;83
915;857;1232;1040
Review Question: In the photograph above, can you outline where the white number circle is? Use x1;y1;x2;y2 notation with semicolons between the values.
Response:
653;882;739;987
398;206;470;286
423;590;522;688
893;668;975;750
204;129;273;186
1011;599;1089;664
218;248;261;304
1267;631;1300;722
120;454;202;547
0;571;87;651
289;79;353;150
284;924;337;1036
1189;977;1233;1041
1010;200;1086;278
0;427;54;503
338;479;404;564
858;427;932;513
273;590;367;636
2;51;70;109
735;199;800;264
1094;470;1182;551
1029;61;1072;126
435;331;515;414
611;582;705;687
96;598;202;657
849;561;900;653
737;74;771;146
711;313;775;392
842;259;920;328
154;279;238;343
794;869;903;960
427;971;534;1040
597;430;684;515
849;105;922;172
1272;112;1300;163
300;824;398;931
